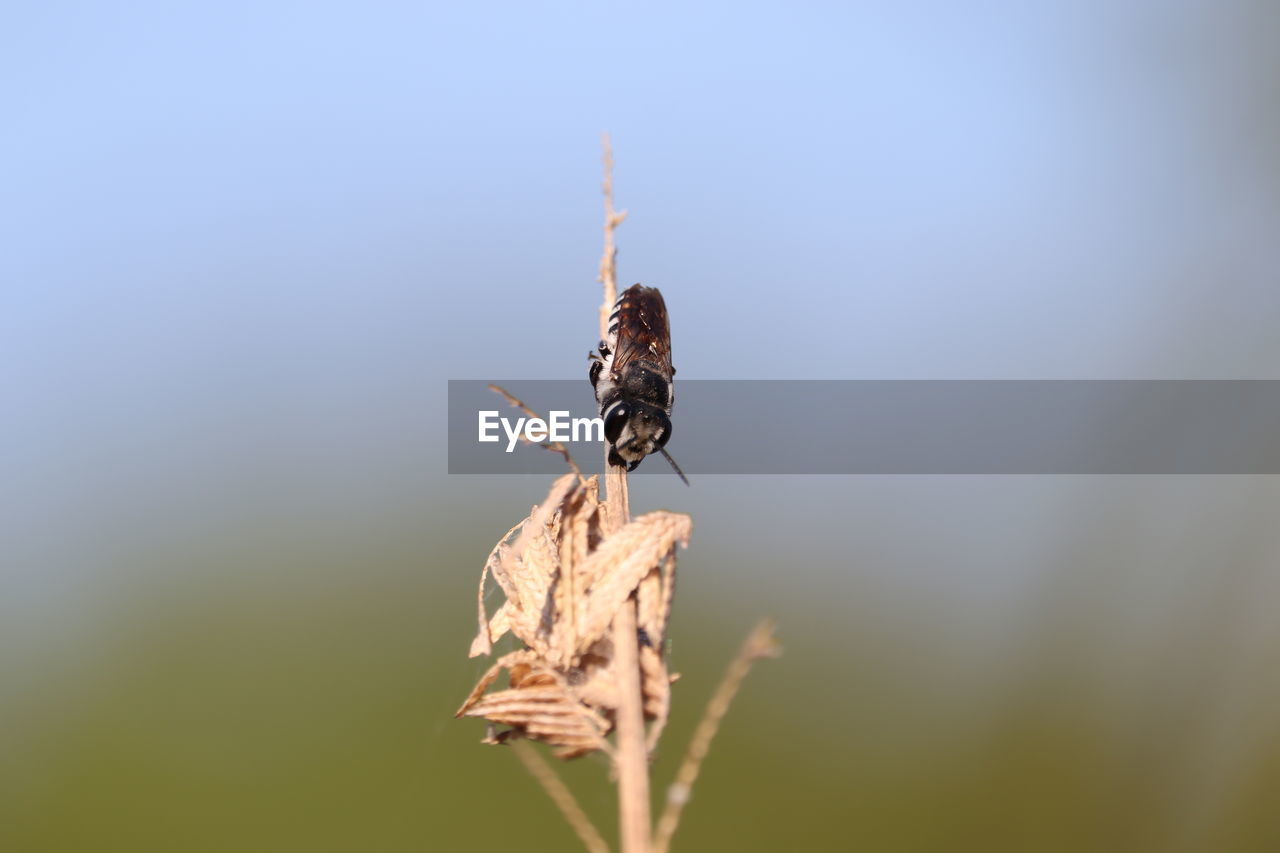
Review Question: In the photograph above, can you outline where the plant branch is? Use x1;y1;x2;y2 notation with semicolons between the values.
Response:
597;132;650;853
652;620;781;853
598;132;628;344
487;383;585;481
513;740;611;853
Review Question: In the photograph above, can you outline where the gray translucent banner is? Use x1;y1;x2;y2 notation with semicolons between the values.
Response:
448;380;1280;475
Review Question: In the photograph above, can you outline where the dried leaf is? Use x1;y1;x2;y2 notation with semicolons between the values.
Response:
460;473;690;757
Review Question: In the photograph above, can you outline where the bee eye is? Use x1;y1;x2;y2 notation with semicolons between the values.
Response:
656;415;672;448
604;403;630;444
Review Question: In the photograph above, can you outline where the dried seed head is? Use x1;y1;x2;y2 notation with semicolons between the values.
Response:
458;472;691;757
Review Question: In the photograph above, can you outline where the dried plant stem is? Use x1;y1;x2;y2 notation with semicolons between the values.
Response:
464;135;775;853
604;465;631;533
598;133;628;344
652;620;782;853
487;383;585;481
513;740;612;853
597;133;650;853
612;599;651;852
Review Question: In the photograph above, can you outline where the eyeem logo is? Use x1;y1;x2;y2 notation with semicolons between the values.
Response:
478;411;604;452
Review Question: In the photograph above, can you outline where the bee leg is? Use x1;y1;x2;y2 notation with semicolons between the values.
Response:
589;358;602;387
598;340;610;357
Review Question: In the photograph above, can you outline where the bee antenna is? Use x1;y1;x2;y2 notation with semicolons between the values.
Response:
658;447;690;486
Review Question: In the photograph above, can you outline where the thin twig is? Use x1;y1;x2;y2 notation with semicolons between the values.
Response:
598;132;628;343
652;620;782;853
597;133;650;853
612;596;651;852
488;383;585;481
513;740;612;853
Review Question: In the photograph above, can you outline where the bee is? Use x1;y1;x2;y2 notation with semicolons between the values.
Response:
589;284;688;484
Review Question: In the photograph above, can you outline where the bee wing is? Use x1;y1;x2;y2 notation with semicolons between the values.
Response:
609;285;673;379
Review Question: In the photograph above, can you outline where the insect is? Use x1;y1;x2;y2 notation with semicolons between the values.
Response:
589;284;688;484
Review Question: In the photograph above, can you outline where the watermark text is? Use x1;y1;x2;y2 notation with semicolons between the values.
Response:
478;410;604;452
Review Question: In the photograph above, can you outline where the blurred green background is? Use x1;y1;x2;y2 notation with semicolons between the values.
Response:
4;2;1280;851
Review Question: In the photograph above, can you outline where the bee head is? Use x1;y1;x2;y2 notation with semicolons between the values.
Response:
604;401;672;466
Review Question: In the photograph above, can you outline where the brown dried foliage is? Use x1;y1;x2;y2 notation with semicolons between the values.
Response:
456;471;691;759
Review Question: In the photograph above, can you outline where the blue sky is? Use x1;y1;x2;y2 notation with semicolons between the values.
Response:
7;1;1277;386
3;0;1278;616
